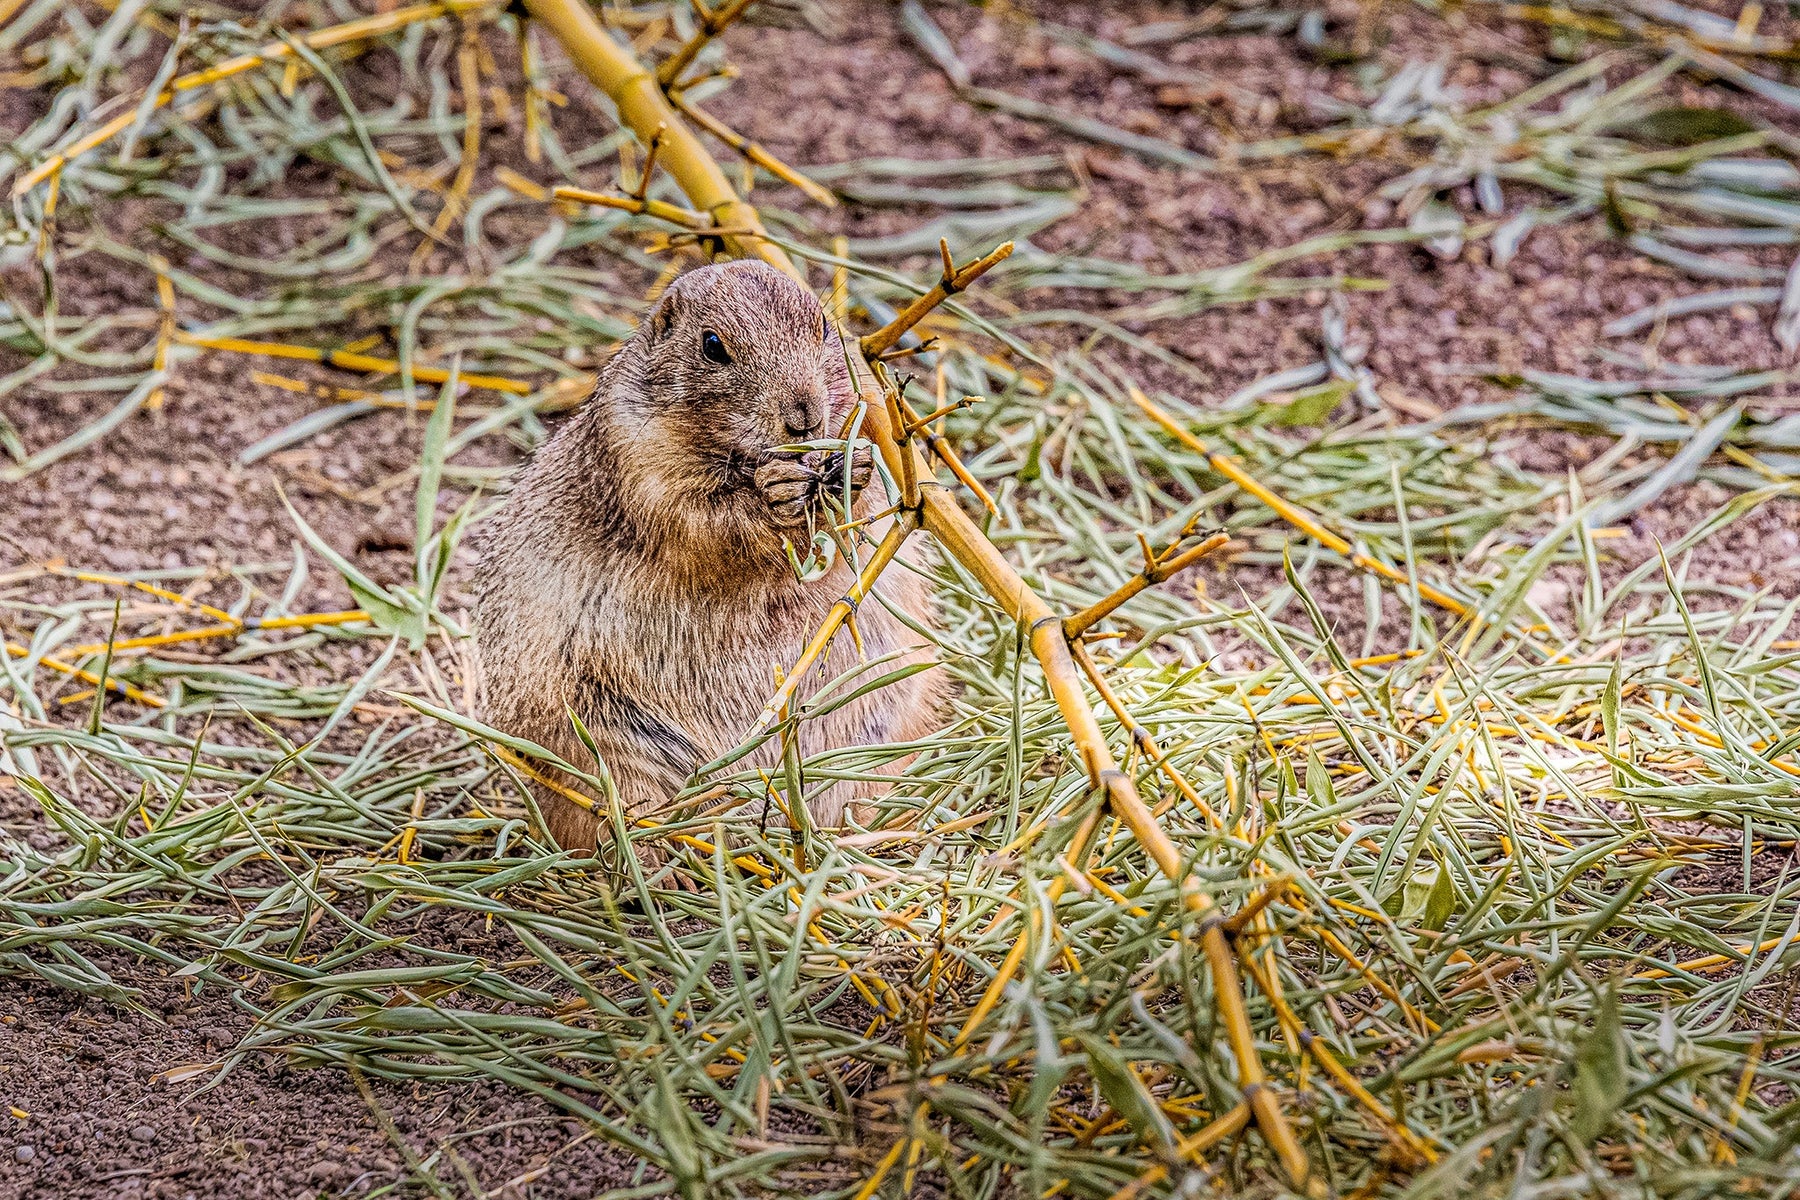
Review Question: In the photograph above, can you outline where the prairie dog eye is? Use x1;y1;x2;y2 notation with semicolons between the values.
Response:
700;329;732;366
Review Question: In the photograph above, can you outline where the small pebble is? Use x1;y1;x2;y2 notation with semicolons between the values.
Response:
15;1145;36;1163
129;1124;156;1143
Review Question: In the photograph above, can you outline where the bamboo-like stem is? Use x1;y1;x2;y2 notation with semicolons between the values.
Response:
4;642;166;707
1632;930;1800;981
859;240;1014;358
875;375;922;512
1238;949;1438;1166
1065;531;1230;638
1313;924;1439;1033
667;92;837;207
953;788;1115;1047
518;9;1307;1184
47;567;241;625
66;624;241;656
11;0;499;196
523;0;791;274
1222;875;1292;935
655;0;759;88
1199;918;1307;1182
58;609;376;656
631;125;666;202
892;388;997;514
1105;1103;1251;1200
1128;387;1474;619
904;395;981;433
256;609;372;630
1071;640;1218;828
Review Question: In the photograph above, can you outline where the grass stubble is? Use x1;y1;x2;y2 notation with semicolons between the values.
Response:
5;0;1800;1195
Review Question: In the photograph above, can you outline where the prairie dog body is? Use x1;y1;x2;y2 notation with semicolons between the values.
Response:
475;261;943;850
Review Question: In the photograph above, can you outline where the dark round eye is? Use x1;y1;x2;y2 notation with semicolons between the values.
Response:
700;329;731;366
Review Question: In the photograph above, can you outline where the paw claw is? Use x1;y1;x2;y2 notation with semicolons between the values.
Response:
820;447;874;496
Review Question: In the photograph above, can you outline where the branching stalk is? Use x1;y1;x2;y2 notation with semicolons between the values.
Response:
512;6;1309;1183
1064;531;1230;638
860;240;1014;358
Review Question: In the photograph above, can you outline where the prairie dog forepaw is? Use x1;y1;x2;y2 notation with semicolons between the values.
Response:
819;447;874;498
755;456;818;526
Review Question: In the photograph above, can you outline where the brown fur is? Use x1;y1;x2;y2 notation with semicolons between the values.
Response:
474;261;945;851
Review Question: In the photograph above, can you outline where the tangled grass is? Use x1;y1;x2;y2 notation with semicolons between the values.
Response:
5;1;1800;1196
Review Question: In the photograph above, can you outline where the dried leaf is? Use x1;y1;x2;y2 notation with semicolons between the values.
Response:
1615;106;1759;146
1074;1033;1177;1153
1570;983;1628;1145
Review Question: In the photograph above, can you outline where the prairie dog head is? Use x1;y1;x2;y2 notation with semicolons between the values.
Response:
619;261;853;481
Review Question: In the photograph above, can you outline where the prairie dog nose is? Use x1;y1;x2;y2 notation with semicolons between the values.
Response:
782;393;826;438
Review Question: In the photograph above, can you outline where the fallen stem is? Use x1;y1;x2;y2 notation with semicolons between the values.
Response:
1130;387;1478;618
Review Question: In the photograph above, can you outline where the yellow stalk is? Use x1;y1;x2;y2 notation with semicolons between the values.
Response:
523;0;791;273
1072;640;1219;827
47;567;240;625
1240;950;1438;1165
1065;532;1230;638
255;610;371;630
65;624;241;656
860;241;1014;358
1632;931;1800;981
1104;1104;1251;1200
850;1136;907;1200
667;92;837;207
4;643;165;707
174;333;532;395
655;0;759;88
754;512;918;731
413;29;484;261
552;185;708;229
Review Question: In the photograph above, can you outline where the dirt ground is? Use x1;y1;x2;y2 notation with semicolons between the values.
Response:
3;1;1798;1196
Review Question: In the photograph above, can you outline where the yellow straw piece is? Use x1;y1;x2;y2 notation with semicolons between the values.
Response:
175;333;533;395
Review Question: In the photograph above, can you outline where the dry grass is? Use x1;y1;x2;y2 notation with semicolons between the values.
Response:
5;1;1800;1196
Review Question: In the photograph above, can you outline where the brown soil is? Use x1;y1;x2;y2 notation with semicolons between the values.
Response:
1;967;643;1200
3;0;1797;1196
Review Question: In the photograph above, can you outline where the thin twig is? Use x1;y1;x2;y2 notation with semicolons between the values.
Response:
656;0;759;88
1129;387;1474;619
667;92;836;207
553;184;709;229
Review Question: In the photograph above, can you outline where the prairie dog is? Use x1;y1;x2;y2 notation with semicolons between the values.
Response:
475;260;944;850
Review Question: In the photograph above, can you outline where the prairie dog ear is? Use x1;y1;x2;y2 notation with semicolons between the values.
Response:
645;293;680;342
